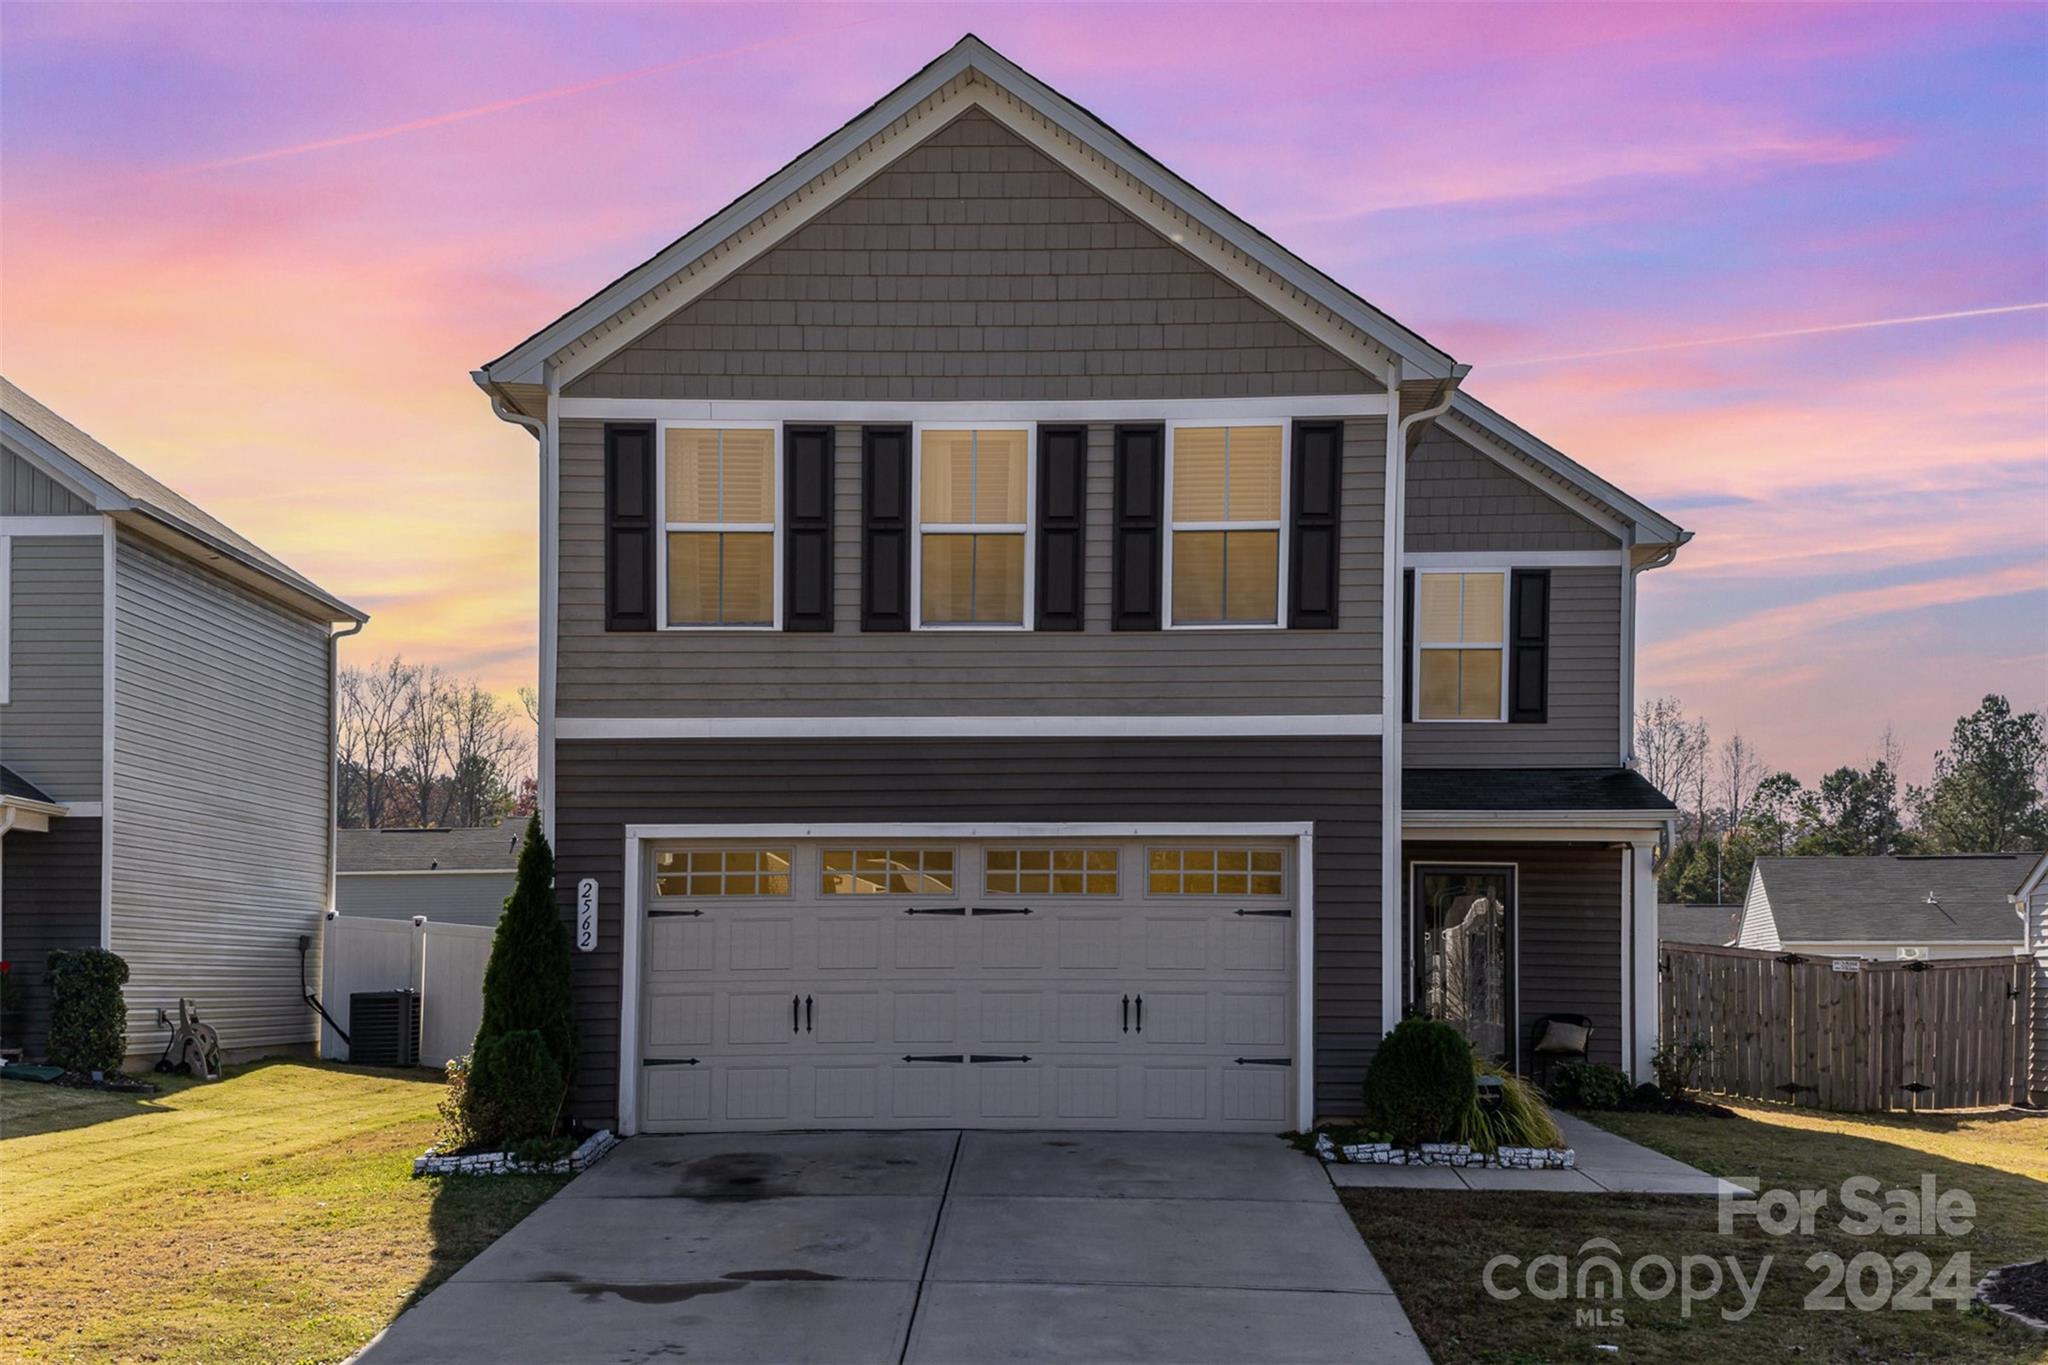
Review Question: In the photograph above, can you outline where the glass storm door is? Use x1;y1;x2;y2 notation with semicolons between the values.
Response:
1415;868;1514;1064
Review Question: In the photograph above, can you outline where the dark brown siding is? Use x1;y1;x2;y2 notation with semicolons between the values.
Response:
2;818;103;1060
555;737;1382;1127
1401;841;1624;1070
565;108;1377;403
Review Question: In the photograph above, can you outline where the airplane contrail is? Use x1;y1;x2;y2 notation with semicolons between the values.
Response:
1487;302;2048;368
163;21;873;176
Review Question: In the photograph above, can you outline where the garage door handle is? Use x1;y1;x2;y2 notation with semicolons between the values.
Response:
805;995;814;1033
1135;995;1143;1033
970;906;1033;915
1233;908;1291;917
1233;1057;1291;1066
902;1054;965;1063
1121;995;1129;1033
792;994;801;1034
969;1054;1032;1064
905;906;967;916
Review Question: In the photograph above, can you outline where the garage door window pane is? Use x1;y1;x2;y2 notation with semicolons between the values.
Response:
1147;846;1287;897
984;847;1120;896
822;848;954;895
655;847;794;897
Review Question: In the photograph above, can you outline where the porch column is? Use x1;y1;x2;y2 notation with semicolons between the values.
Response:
1629;843;1658;1078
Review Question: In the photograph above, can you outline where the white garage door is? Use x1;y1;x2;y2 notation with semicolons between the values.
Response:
636;837;1299;1133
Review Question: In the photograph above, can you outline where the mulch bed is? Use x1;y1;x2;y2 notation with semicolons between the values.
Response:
1979;1260;2048;1330
53;1070;159;1094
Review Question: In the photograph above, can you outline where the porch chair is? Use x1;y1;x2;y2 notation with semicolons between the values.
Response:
1528;1013;1594;1087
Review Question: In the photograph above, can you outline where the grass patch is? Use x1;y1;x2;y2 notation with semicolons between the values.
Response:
1345;1101;2048;1363
0;1058;566;1364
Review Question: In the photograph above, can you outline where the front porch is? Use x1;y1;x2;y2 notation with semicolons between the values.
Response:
1401;767;1674;1082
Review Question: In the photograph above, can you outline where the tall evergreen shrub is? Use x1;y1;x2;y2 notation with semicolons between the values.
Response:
464;814;577;1139
47;948;130;1073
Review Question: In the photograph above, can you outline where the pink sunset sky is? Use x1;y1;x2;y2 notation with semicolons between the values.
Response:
2;2;2043;787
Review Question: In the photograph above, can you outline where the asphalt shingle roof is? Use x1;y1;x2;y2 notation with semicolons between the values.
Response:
1403;767;1678;813
337;820;524;874
1659;903;1741;946
2;377;362;622
1;765;57;805
1753;854;2035;945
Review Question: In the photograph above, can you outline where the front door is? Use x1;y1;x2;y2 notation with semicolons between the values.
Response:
1413;866;1515;1067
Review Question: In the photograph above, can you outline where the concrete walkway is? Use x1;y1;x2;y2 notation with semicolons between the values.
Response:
1326;1110;1750;1197
358;1130;1430;1364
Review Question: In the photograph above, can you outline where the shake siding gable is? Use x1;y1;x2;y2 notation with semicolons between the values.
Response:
1406;429;1620;551
565;109;1379;403
558;418;1385;718
0;535;104;800
109;532;333;1055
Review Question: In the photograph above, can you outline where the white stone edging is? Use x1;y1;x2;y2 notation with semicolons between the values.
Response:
414;1129;619;1178
1975;1262;2048;1333
1313;1134;1576;1169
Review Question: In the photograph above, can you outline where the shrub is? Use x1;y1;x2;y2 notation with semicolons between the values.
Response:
474;815;577;1089
1361;1017;1477;1146
1651;1033;1714;1101
1456;1060;1564;1153
1547;1061;1632;1110
47;948;129;1073
462;1030;565;1149
435;1054;478;1152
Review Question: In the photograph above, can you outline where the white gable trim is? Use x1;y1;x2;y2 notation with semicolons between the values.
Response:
1;421;128;513
1431;410;1630;542
1443;396;1686;547
483;37;1455;392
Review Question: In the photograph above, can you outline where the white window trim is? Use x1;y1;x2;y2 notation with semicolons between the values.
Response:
0;533;10;705
654;420;784;632
910;421;1037;632
1410;567;1509;724
617;820;1316;1136
1162;419;1290;631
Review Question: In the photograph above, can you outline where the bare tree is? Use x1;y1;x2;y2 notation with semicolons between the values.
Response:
394;664;453;827
442;682;532;828
1718;733;1767;829
1634;695;1712;839
337;657;419;828
518;685;540;728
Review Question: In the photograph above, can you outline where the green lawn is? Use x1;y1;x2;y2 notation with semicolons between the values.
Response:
1346;1101;2048;1364
0;1059;565;1364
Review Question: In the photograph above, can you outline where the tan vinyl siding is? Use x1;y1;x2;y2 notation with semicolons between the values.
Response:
1;534;103;800
566;109;1379;403
334;871;514;928
554;736;1381;1128
1407;429;1619;551
559;417;1384;719
1402;566;1620;766
1;446;93;515
1403;842;1625;1069
108;531;333;1055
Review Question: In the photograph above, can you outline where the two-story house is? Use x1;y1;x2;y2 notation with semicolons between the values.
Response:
1;378;365;1063
472;36;1686;1136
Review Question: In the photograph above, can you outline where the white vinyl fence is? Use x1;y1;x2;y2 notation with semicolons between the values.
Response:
319;914;493;1068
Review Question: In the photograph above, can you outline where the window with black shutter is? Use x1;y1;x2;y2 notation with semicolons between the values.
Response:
604;422;655;632
1287;421;1342;629
861;425;911;631
1111;424;1163;631
1508;568;1551;723
783;425;834;631
1035;425;1087;630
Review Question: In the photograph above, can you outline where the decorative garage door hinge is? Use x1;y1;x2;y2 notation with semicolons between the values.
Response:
968;1054;1032;1064
650;908;706;918
970;906;1034;915
1232;1057;1291;1066
901;1054;966;1063
644;1057;701;1066
904;906;967;916
1233;908;1292;917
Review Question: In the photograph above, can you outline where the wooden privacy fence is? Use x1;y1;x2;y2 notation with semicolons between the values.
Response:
1660;943;2032;1111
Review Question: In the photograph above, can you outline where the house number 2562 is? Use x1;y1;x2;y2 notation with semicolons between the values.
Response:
575;878;599;953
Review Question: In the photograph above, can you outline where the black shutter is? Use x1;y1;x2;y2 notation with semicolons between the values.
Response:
1036;425;1087;631
604;423;656;632
1287;421;1342;629
861;425;911;631
1111;424;1163;631
783;425;834;632
1401;568;1414;722
1509;568;1551;723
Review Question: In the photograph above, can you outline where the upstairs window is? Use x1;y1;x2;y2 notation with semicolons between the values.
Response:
663;426;777;628
1167;423;1283;626
1414;570;1506;721
916;426;1030;628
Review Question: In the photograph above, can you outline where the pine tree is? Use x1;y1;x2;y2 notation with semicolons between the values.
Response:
474;813;577;1090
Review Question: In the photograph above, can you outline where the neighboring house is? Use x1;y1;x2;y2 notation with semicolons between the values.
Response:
1659;903;1740;947
2013;852;2048;1106
0;378;365;1063
335;820;521;927
471;35;1688;1136
1734;854;2033;961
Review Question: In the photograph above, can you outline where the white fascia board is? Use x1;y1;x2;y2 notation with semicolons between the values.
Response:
1;419;130;512
483;37;1454;390
1403;808;1677;825
1442;395;1687;548
1404;550;1622;569
2012;851;2048;902
1403;823;1665;847
554;394;1385;423
0;516;105;537
557;714;1383;741
0;794;70;820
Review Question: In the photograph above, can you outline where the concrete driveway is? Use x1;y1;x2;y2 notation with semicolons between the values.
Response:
358;1129;1428;1364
